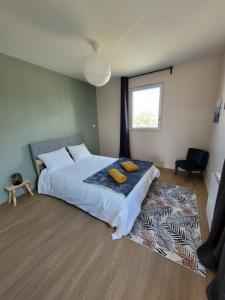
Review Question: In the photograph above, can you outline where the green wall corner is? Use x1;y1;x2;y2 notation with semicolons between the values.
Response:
0;53;99;203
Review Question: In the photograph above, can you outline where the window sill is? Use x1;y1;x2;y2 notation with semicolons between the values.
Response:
130;127;161;131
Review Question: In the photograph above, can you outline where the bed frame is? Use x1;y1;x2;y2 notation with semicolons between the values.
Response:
29;135;84;176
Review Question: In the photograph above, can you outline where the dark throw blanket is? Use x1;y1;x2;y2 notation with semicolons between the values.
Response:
83;158;153;197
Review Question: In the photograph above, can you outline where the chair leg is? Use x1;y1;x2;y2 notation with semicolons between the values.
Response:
174;166;178;175
186;171;191;180
200;170;204;179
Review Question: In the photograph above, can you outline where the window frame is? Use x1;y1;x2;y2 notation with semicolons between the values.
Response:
129;82;164;131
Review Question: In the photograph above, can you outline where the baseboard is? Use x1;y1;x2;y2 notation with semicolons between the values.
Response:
156;166;174;171
0;198;7;205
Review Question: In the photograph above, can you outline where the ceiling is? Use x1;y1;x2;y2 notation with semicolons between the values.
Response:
0;0;225;81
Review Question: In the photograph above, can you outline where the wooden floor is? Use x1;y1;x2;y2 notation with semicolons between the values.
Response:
0;168;213;300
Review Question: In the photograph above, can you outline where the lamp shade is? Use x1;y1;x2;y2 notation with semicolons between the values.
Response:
84;55;111;87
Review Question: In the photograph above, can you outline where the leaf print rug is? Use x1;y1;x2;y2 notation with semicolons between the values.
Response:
127;180;206;277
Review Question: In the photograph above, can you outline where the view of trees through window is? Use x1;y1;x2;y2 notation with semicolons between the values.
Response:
131;85;162;129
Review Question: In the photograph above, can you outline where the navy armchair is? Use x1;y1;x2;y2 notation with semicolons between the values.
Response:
175;148;209;177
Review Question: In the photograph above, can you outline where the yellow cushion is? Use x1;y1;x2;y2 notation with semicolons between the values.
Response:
121;161;140;172
108;168;127;184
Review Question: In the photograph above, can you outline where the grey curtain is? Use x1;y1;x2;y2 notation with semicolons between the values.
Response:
197;160;225;300
119;77;131;158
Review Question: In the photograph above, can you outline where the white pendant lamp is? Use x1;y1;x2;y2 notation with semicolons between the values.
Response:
84;40;111;87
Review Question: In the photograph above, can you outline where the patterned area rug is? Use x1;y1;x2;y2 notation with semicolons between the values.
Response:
127;181;206;277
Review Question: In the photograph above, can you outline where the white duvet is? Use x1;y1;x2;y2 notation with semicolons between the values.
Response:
38;155;160;239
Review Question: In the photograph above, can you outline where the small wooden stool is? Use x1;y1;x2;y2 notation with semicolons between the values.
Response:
5;179;34;207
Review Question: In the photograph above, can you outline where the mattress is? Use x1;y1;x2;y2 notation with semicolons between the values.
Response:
38;155;160;239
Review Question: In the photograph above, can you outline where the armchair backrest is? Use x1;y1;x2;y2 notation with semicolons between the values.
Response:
186;148;209;169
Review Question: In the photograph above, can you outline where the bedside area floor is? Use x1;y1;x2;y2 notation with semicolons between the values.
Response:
0;168;214;300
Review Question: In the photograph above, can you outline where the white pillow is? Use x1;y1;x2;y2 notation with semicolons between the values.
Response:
68;143;91;162
38;147;74;172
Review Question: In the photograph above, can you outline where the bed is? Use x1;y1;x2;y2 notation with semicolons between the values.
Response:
30;135;160;239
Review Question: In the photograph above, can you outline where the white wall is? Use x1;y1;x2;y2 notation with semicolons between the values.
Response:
206;53;225;186
97;56;222;168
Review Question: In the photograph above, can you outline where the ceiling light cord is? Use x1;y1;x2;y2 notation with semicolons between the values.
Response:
88;40;101;54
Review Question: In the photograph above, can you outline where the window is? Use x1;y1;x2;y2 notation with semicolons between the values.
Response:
130;83;163;130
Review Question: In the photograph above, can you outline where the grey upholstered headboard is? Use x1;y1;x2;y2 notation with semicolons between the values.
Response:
29;135;84;174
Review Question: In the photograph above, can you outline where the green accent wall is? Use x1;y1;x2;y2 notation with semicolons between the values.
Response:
0;53;99;203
